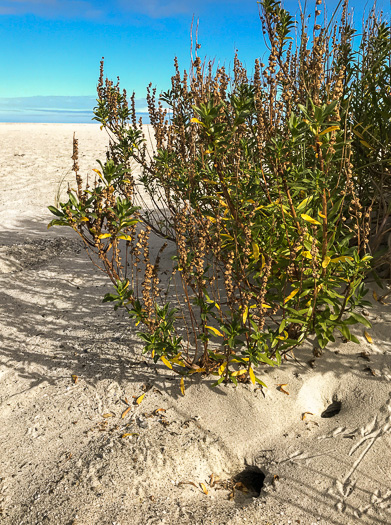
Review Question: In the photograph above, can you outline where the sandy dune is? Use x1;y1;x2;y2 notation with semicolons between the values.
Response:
1;123;391;525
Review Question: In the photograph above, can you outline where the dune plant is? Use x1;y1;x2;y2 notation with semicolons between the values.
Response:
49;0;388;389
342;9;391;266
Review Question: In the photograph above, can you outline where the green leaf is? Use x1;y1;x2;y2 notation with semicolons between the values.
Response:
286;318;304;324
47;219;72;229
68;193;78;208
257;353;275;367
48;205;64;217
338;324;351;340
102;293;119;303
349;312;372;328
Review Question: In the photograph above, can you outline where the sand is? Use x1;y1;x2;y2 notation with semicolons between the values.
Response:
0;123;391;525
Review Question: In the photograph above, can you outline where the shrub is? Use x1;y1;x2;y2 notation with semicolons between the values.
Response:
49;0;390;389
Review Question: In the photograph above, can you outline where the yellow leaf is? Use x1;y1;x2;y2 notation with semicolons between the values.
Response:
261;303;271;309
180;377;185;396
102;413;114;418
319;125;340;136
301;251;312;259
242;306;249;324
161;356;172;369
301;213;321;226
284;289;299;304
191;117;203;124
80;217;89;222
252;242;260;261
98;233;112;239
117;235;133;241
121;406;132;418
322;256;331;268
301;412;314;420
204;296;221;310
364;330;373;343
231;369;247;377
207;216;216;223
318;211;326;219
297;196;312;211
136;393;145;405
277;330;288;340
92;168;103;177
249;367;255;385
171;357;186;367
261;253;266;269
218;363;226;376
373;290;379;301
200;483;209;495
71;374;78;384
151;349;155;358
206;325;224;337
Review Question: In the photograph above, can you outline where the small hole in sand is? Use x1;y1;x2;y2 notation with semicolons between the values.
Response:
321;400;342;418
233;466;265;496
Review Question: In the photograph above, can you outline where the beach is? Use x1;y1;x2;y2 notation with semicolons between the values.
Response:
0;123;391;525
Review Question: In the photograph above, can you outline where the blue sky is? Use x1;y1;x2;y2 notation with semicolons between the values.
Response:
0;0;389;122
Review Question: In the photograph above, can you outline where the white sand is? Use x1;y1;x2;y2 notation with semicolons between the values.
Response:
1;123;391;525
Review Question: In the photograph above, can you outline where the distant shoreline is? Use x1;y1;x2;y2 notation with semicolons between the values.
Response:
0;96;151;124
0;113;151;125
0;121;100;125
